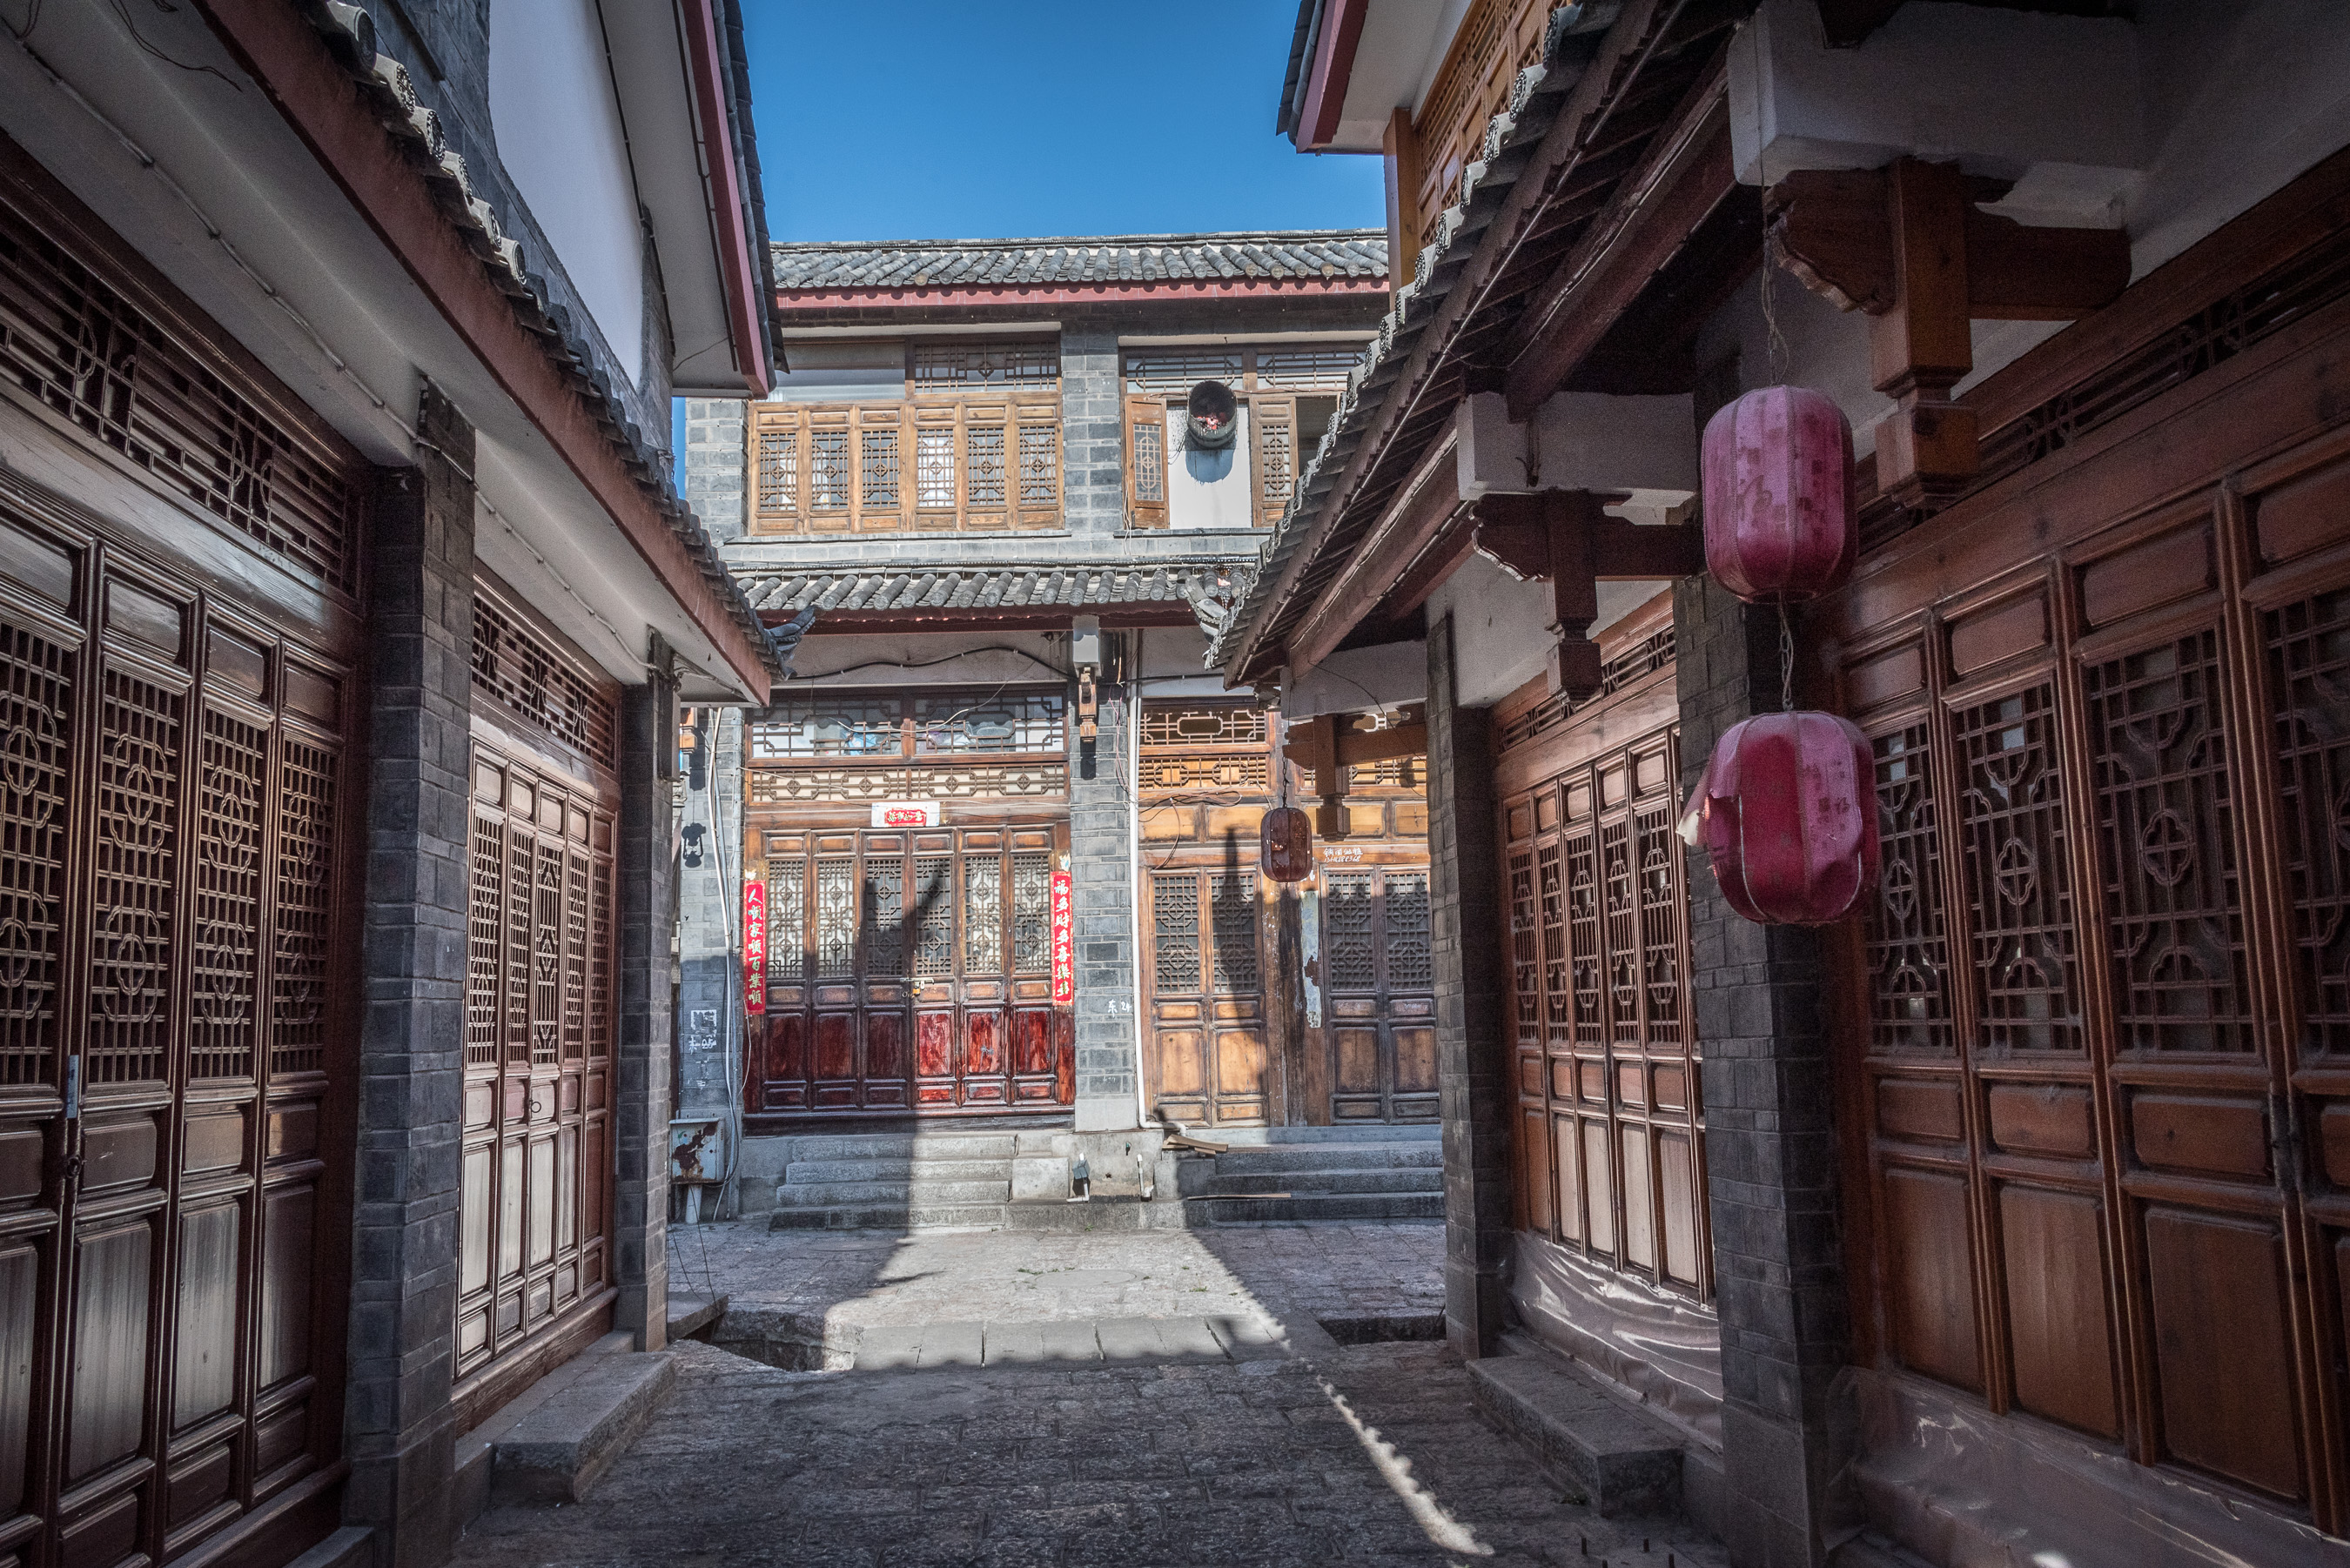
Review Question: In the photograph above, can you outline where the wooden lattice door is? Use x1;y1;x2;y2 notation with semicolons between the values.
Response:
751;826;1071;1115
1502;713;1709;1299
0;504;360;1567
454;635;619;1423
1318;868;1438;1121
1146;867;1269;1126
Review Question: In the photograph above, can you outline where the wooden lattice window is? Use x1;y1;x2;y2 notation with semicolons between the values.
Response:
470;578;618;767
1863;722;1952;1054
910;340;1058;389
1118;345;1356;531
1953;684;2084;1054
750;395;1059;534
747;691;1071;807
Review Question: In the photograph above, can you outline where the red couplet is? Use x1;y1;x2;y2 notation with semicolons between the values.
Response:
1050;871;1074;1002
1680;712;1878;925
742;880;767;1015
1701;385;1856;604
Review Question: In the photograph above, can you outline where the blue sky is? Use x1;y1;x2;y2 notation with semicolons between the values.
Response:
739;1;1388;242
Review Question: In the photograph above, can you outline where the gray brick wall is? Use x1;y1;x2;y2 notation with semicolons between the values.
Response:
1674;572;1853;1568
1427;615;1514;1358
685;399;749;542
615;659;681;1349
1071;660;1138;1130
1060;326;1124;536
343;385;474;1568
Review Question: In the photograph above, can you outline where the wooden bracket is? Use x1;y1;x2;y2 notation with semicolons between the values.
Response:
1768;157;2131;509
1282;709;1428;840
1468;490;1705;700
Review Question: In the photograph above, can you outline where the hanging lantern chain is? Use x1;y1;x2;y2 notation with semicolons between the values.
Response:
1762;223;1792;384
1778;601;1796;714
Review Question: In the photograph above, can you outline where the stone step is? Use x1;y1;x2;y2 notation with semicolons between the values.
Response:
777;1132;1019;1163
782;1156;1012;1185
1210;1143;1443;1174
1185;1191;1445;1223
1168;1123;1440;1145
773;1178;1011;1208
282;1527;372;1568
1205;1167;1443;1196
1467;1336;1689;1520
768;1202;1010;1231
491;1350;677;1505
454;1330;639;1524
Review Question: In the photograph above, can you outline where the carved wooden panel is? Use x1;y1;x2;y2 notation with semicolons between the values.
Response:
749;397;1060;535
0;495;360;1567
748;828;1071;1116
455;744;616;1390
1498;706;1706;1298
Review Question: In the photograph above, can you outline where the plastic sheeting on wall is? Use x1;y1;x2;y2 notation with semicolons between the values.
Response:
1507;1232;1724;1448
1841;1367;2350;1568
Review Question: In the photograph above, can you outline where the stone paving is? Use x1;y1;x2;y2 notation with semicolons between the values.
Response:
664;1220;1449;1366
448;1221;1722;1567
453;1337;1722;1568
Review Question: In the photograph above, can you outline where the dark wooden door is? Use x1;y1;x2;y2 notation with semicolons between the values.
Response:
751;825;1071;1115
0;151;367;1568
0;507;359;1567
1499;640;1709;1300
1317;865;1438;1121
455;735;615;1421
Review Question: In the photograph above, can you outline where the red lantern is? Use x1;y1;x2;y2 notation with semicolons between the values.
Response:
1261;806;1313;883
1702;385;1856;604
1679;711;1877;925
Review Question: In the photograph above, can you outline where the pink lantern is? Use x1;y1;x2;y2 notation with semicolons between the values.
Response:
1679;711;1878;925
1702;385;1856;603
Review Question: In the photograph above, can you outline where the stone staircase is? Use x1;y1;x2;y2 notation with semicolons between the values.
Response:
757;1124;1446;1230
1175;1126;1444;1223
767;1130;1024;1230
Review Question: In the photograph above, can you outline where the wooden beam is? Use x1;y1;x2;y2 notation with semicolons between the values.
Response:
1223;0;1676;686
1287;432;1465;680
1296;0;1371;151
1504;87;1736;420
1383;508;1481;620
1383;109;1424;310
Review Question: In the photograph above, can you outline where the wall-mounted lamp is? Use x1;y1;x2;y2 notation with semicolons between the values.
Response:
1071;614;1101;744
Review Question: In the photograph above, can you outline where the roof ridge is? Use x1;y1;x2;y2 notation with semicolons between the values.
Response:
770;227;1385;251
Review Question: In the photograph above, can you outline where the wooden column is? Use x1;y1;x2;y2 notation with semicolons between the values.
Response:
1384;108;1424;305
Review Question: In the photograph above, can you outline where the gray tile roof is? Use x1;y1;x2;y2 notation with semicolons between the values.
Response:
771;231;1386;291
736;560;1248;630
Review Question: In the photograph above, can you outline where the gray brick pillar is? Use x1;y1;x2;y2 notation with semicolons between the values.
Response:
1427;614;1513;1357
344;385;473;1567
1071;651;1138;1131
1674;573;1853;1568
614;651;680;1347
1059;326;1123;536
683;397;748;542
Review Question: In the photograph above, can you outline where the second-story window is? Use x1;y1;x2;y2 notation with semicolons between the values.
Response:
749;338;1061;534
1122;344;1357;532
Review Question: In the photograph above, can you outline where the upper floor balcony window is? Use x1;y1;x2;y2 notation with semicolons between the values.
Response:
749;338;1061;535
1408;0;1553;260
1122;344;1358;532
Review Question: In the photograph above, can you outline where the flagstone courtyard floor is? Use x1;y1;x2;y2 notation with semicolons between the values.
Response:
449;1221;1725;1568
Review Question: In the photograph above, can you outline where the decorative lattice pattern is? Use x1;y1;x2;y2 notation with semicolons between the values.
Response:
191;707;265;1080
1254;347;1364;388
1143;754;1269;794
813;860;856;977
809;430;849;508
1017;424;1058;506
1125;350;1241;394
1152;874;1200;993
756;426;797;513
1866;722;1951;1053
913;856;953;976
0;198;361;591
1954;684;2083;1053
2270;587;2350;1054
1498;627;1678;754
2085;628;2252;1051
911;693;1065;754
1141;706;1269;747
1508;851;1539;1047
966;424;1006;506
472;591;617;766
1389;873;1433;988
1132;418;1164;504
860;427;900;513
912;341;1058;388
1211;874;1259;992
765;860;804;978
467;814;503;1068
0;620;69;1087
1325;873;1375;990
964;856;1003;975
915;428;954;508
88;667;181;1083
1011;854;1052;973
272;738;336;1076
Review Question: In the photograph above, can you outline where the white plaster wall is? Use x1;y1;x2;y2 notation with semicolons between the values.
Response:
490;0;644;385
1427;553;1555;708
1168;405;1256;532
764;340;904;403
